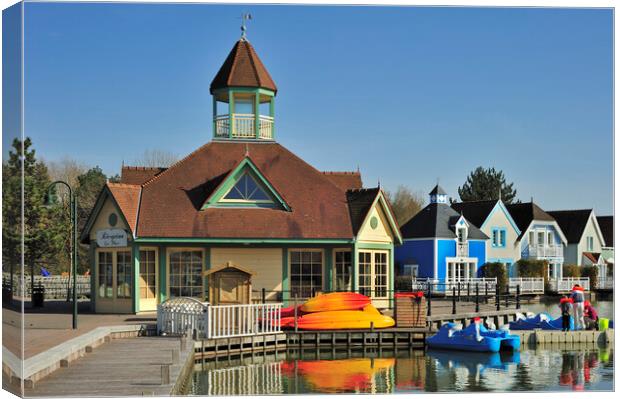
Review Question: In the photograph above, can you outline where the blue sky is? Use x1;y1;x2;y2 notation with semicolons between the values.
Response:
6;3;614;214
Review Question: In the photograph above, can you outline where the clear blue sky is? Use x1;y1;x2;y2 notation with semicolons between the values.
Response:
8;3;614;214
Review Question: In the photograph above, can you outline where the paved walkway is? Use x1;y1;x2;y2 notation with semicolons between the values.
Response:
24;337;193;397
2;301;156;359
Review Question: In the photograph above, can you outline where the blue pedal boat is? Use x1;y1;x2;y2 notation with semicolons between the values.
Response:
462;323;521;351
509;312;574;331
426;323;502;352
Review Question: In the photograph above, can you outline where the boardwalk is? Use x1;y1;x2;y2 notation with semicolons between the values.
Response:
25;337;193;397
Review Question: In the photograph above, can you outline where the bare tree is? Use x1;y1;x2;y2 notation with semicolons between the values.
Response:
385;185;425;226
134;149;179;168
45;156;88;203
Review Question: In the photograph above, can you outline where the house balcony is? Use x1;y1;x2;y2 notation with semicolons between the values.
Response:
456;242;469;257
214;114;274;140
525;244;563;259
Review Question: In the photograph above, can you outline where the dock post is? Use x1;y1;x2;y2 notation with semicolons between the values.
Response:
485;283;489;304
496;285;500;311
457;282;461;302
467;282;470;302
475;284;479;313
452;287;456;314
505;289;509;308
426;284;432;316
294;296;298;333
516;285;521;309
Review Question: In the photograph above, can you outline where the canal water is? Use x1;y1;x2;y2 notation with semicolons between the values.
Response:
189;344;613;394
522;298;614;320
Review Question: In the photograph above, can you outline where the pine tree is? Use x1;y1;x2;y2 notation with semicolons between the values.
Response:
457;167;519;204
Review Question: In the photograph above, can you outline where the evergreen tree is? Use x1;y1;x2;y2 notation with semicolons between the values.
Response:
2;138;64;278
457;167;519;204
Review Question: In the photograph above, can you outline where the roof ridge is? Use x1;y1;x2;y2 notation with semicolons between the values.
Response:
322;171;360;175
227;40;242;87
548;209;593;213
122;166;166;171
245;41;262;87
142;141;212;187
107;182;141;189
453;199;498;204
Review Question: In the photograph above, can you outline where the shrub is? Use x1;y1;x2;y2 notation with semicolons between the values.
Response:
479;262;508;292
563;264;581;278
516;259;550;290
581;266;599;290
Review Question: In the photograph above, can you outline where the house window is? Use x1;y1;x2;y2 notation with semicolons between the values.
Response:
222;173;272;203
358;250;389;299
290;250;323;299
98;252;113;298
587;236;594;251
403;264;419;278
116;251;132;299
139;250;157;299
491;228;507;248
334;250;352;291
457;228;467;244
529;231;535;245
169;250;203;299
547;232;553;246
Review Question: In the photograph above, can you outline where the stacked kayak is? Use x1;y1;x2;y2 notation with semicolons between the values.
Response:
278;292;394;330
509;312;574;331
426;322;520;353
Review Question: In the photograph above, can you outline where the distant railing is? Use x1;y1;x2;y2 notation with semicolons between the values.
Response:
526;244;563;258
508;277;545;294
157;297;281;339
214;114;274;140
411;278;497;295
2;273;90;299
549;277;590;292
596;277;613;290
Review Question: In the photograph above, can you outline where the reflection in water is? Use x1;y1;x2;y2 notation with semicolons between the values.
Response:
190;344;613;394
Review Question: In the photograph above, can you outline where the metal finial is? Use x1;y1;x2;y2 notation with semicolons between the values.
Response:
498;187;502;201
241;13;252;40
245;143;250;157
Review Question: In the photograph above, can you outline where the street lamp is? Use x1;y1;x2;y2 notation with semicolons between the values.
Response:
45;181;78;330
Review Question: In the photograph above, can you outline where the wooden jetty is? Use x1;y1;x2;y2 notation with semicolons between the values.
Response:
514;329;614;346
285;328;427;349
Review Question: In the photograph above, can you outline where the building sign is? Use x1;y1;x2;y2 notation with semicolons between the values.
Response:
96;229;128;247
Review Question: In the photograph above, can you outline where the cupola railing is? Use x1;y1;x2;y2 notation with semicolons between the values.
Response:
214;113;274;140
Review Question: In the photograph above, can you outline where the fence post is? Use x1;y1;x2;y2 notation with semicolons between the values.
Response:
426;284;432;317
516;285;521;309
452;287;456;314
457;282;461;302
496;285;500;311
505;288;509;308
294;296;298;332
467;282;470;302
475;284;479;313
262;288;266;304
485;283;489;304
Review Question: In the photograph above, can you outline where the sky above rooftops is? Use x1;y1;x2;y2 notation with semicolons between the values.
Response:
4;3;613;214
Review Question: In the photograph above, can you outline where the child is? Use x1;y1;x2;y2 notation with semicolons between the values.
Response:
559;295;572;332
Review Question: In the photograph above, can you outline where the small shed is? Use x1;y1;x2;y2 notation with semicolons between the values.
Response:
204;261;254;305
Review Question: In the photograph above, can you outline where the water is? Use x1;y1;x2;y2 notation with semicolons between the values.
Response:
521;298;614;320
189;345;614;394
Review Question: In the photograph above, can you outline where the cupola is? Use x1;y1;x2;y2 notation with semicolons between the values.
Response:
210;35;277;141
429;184;448;204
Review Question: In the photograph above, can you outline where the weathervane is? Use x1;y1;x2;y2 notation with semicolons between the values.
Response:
241;13;252;40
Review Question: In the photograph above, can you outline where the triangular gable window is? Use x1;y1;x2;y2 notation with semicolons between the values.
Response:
202;157;291;211
222;173;272;203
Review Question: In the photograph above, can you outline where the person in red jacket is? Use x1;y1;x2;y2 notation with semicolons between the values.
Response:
583;301;599;330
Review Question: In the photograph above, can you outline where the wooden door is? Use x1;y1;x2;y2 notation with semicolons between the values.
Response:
210;271;250;305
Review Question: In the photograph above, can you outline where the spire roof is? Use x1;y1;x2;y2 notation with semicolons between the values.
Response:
429;184;447;196
210;39;277;94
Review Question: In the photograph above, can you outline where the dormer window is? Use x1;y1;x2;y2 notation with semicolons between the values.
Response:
222;173;272;203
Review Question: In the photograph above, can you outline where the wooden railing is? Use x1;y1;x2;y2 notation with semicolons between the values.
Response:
508;277;545;294
157;298;282;339
549;277;590;292
214;114;274;140
526;244;563;258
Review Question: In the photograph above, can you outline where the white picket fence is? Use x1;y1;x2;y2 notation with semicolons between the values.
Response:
411;278;497;295
597;277;613;290
549;277;590;292
157;297;282;339
2;273;90;299
508;278;545;294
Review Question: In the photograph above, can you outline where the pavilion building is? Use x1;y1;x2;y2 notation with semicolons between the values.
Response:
81;36;402;313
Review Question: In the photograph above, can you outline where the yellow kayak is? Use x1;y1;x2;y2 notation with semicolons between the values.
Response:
285;304;395;330
300;292;371;313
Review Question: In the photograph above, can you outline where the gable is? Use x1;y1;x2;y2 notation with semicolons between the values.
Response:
358;202;394;243
579;214;606;248
202;156;291;210
83;191;132;242
481;201;521;237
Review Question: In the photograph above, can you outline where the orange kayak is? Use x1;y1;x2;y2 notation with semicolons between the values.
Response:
300;292;371;313
281;304;394;330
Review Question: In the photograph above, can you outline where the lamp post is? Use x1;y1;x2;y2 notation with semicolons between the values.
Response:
45;181;78;329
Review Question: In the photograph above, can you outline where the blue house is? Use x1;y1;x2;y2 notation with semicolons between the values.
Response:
395;185;488;284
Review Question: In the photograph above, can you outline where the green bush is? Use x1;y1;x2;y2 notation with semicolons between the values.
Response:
581;266;599;290
563;264;581;278
480;262;508;292
516;259;550;291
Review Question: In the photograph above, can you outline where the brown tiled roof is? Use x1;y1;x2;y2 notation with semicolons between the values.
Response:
107;183;141;234
597;216;613;247
346;188;380;235
322;172;363;192
136;142;354;239
210;39;277;94
582;251;601;264
120;166;166;185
